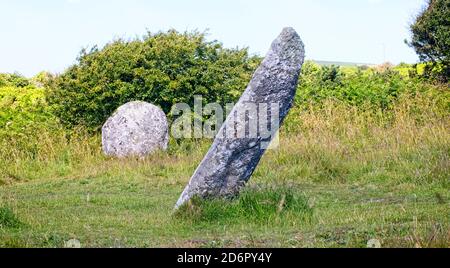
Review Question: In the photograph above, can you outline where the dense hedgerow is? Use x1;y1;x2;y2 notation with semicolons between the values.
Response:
1;42;448;168
0;86;55;131
1;62;447;163
0;84;63;160
45;29;447;132
0;73;31;88
295;61;448;111
47;30;260;131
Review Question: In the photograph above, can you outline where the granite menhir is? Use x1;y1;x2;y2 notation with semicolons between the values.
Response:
175;27;305;209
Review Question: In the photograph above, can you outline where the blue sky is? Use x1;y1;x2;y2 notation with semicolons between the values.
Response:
1;0;426;77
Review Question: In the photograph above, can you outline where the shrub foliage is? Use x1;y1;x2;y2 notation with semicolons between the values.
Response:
296;61;446;111
47;30;260;131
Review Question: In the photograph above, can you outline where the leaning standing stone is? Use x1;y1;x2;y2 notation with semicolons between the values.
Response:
175;27;305;209
102;101;169;158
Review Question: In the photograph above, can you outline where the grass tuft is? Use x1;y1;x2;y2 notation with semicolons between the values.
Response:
0;207;24;229
174;185;313;225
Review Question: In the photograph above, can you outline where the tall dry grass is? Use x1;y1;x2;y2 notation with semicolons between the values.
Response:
1;90;448;187
264;91;449;185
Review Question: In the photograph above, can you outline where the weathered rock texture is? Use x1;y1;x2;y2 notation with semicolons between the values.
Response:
102;101;169;158
175;27;305;208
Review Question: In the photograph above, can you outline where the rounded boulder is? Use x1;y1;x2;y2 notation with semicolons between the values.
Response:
102;101;169;157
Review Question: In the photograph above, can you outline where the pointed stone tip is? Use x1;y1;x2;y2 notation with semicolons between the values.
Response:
281;27;297;35
274;27;304;57
279;27;302;43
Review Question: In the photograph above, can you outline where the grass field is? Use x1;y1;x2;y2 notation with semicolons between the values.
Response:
1;96;448;248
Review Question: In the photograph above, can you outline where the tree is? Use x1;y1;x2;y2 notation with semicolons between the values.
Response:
407;0;450;82
47;30;260;131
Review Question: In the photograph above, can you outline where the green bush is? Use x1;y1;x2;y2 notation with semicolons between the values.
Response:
295;61;445;110
0;86;57;132
47;30;260;131
0;85;62;159
0;73;30;88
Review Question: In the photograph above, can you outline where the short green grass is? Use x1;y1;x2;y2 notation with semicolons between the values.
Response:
0;159;448;248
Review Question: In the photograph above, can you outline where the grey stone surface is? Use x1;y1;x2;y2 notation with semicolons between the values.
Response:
102;101;169;158
175;27;305;209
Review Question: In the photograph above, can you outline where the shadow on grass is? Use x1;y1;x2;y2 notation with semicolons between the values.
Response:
174;185;313;226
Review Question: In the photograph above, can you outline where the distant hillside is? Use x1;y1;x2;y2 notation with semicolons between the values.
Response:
314;60;376;67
